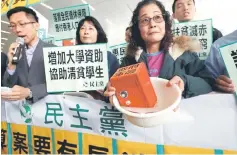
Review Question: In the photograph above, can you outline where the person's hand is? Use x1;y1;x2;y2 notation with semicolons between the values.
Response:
167;76;184;92
7;42;18;70
215;75;235;93
104;82;116;105
1;85;30;101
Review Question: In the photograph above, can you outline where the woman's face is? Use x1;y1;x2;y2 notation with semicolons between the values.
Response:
79;21;98;44
138;3;166;45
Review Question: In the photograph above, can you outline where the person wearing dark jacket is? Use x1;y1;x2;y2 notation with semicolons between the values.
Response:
1;52;7;86
104;0;214;101
172;0;223;43
76;16;119;100
1;7;55;103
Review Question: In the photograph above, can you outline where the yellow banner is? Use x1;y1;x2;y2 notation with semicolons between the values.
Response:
11;123;29;154
1;0;12;14
1;0;43;14
83;133;113;154
27;0;40;6
224;150;237;154
10;0;27;9
54;129;79;154
1;122;8;154
117;140;157;154
2;122;237;154
31;126;53;154
164;145;214;154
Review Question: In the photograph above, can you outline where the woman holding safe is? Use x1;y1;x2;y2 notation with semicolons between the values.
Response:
104;0;214;103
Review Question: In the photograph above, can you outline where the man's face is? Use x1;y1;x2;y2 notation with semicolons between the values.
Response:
173;0;196;22
9;11;39;44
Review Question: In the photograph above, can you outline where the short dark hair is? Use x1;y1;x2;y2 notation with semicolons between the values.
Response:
130;0;173;53
76;16;108;44
7;6;39;22
172;0;195;13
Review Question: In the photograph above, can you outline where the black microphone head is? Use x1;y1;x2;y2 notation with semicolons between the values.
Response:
12;37;24;64
16;37;24;45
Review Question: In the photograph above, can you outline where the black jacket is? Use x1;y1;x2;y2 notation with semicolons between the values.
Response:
121;36;215;98
213;28;223;43
1;52;7;86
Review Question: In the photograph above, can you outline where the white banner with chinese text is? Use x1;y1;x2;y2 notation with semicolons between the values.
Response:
51;4;90;40
172;19;213;60
43;44;109;93
219;41;237;95
109;43;127;64
1;93;237;151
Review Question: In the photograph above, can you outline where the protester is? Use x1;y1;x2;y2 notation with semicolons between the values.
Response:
205;30;237;93
76;16;119;100
172;0;223;43
104;0;215;103
1;7;55;103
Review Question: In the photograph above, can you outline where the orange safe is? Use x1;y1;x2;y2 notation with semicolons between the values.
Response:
110;62;157;108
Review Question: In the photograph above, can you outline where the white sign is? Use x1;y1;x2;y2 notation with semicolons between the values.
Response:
110;43;127;64
43;44;109;93
43;37;55;45
2;93;237;150
219;42;237;95
173;19;213;60
51;4;90;40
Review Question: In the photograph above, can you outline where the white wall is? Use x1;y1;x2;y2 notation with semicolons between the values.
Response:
104;0;237;46
195;0;237;35
29;7;49;38
31;0;237;44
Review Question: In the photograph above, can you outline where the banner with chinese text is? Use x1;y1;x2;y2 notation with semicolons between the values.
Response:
43;44;109;93
1;0;12;15
4;121;237;154
109;43;127;64
1;94;237;154
219;41;237;95
10;0;27;10
50;4;90;40
1;0;44;15
172;19;213;60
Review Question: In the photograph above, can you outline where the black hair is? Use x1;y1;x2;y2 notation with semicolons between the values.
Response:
76;16;108;44
130;0;173;53
172;0;195;13
7;6;39;22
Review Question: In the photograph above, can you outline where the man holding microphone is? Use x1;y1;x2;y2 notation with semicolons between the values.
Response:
1;7;54;103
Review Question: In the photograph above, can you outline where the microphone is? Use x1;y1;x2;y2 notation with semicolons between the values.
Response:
12;37;24;65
